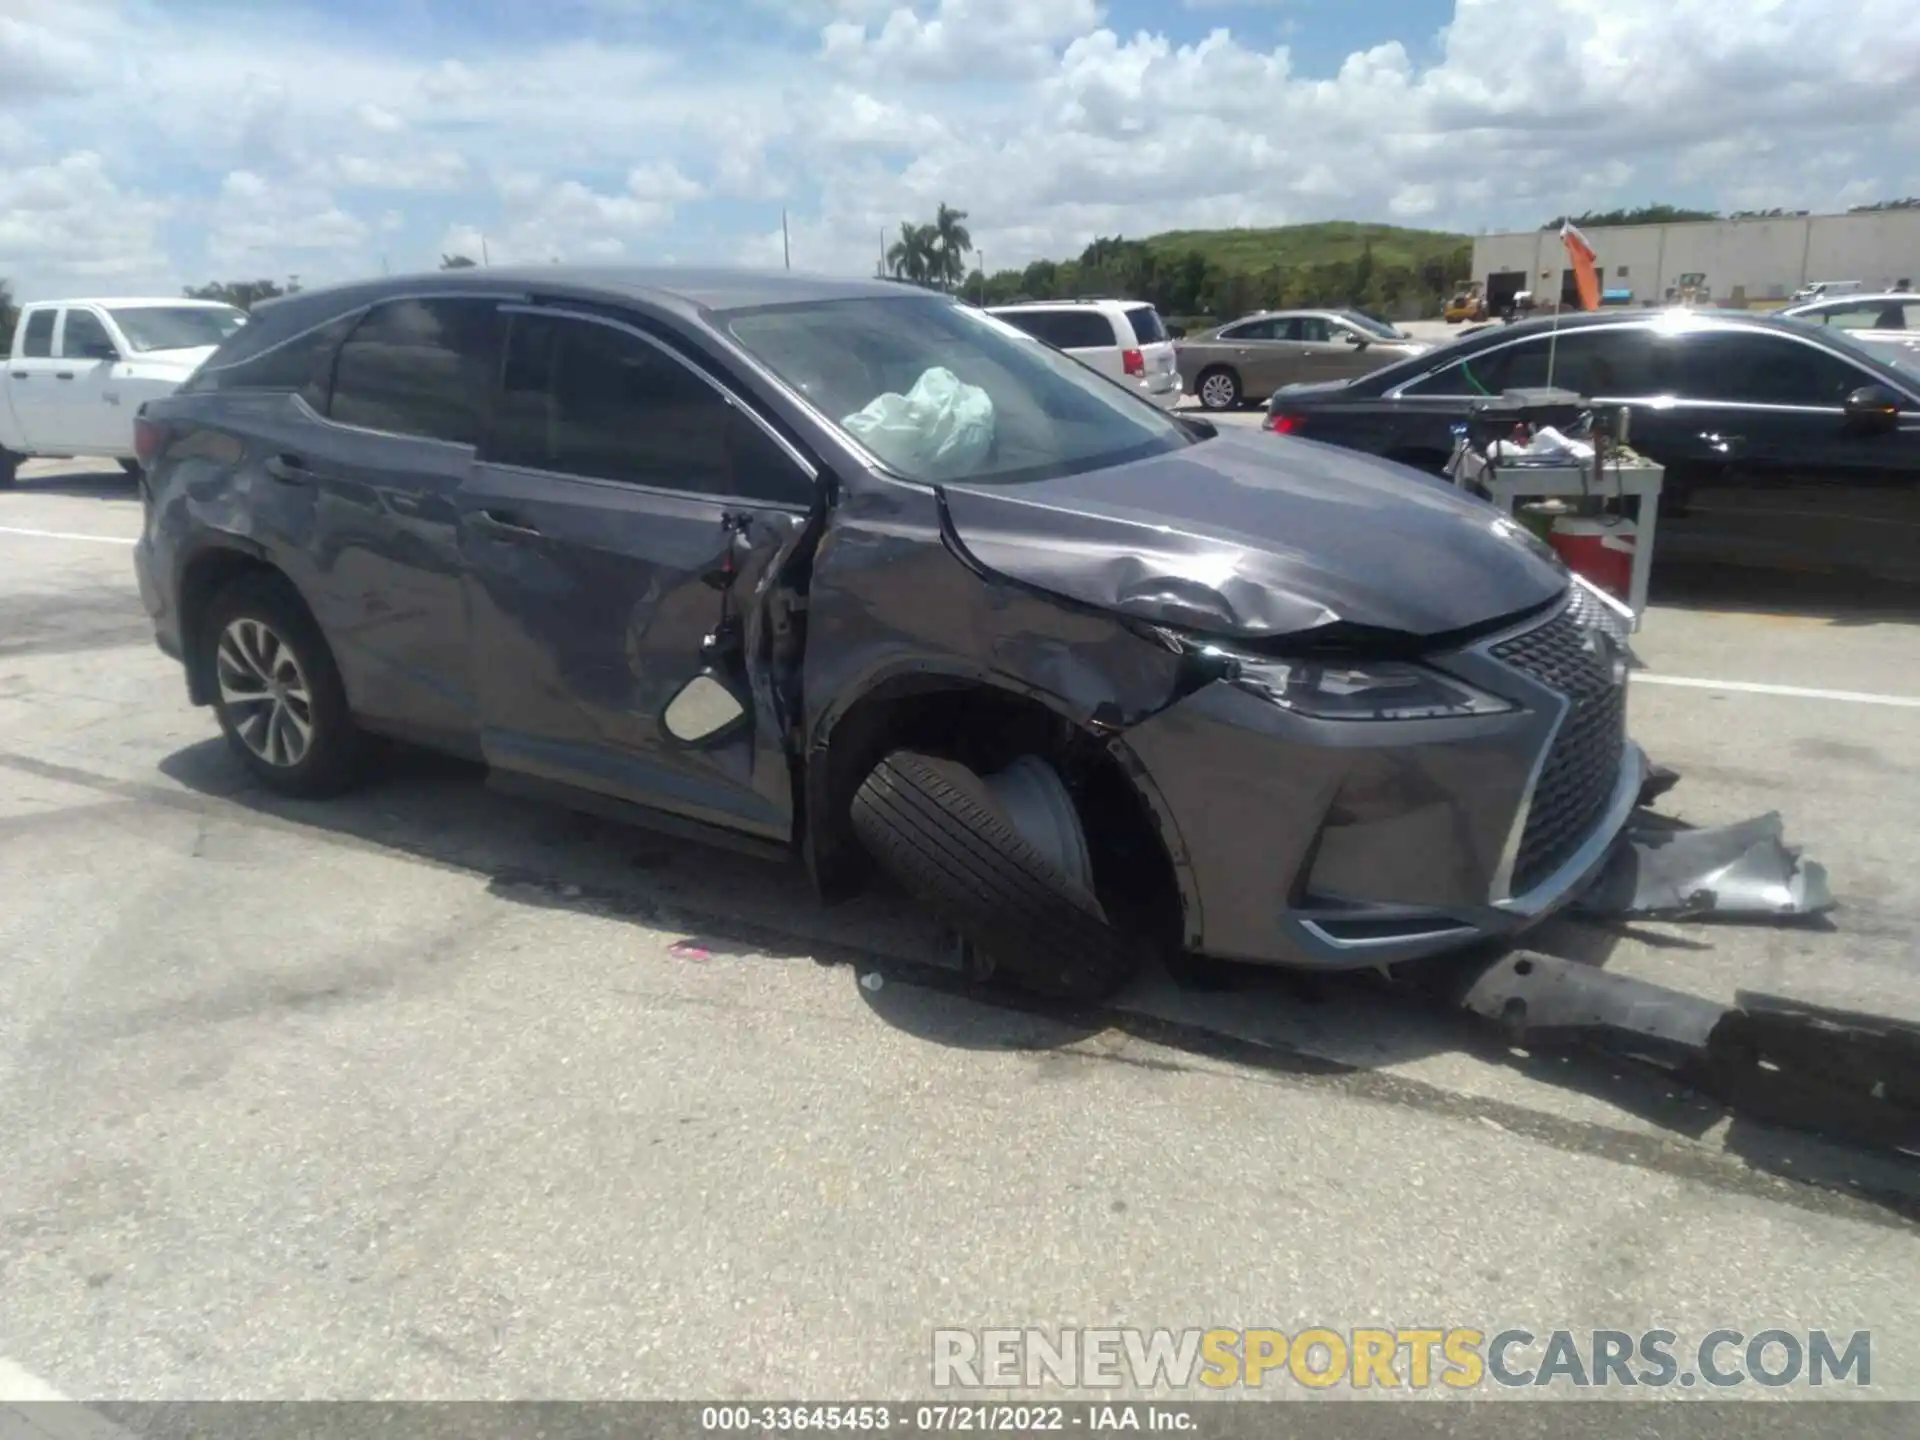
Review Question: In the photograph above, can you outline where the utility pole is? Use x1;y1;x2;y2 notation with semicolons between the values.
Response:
878;227;886;279
977;249;985;304
481;235;490;266
782;210;791;271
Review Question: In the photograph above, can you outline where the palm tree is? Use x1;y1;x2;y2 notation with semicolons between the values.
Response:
887;222;937;286
931;202;972;289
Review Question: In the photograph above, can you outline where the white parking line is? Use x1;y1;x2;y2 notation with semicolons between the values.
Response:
0;526;136;546
1638;674;1920;708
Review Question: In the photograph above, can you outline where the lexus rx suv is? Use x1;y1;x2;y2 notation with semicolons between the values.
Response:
134;267;1642;1000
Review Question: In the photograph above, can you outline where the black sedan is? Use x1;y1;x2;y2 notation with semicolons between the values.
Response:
1265;310;1920;584
135;267;1641;1001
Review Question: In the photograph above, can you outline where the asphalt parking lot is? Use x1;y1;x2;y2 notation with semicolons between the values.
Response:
2;458;1918;1407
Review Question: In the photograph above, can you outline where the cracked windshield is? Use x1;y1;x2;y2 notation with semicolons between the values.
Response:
0;2;1916;1438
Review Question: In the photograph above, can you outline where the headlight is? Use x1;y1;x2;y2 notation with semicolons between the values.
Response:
1230;656;1515;721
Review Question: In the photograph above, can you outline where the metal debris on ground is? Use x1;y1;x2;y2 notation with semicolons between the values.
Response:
1575;810;1834;921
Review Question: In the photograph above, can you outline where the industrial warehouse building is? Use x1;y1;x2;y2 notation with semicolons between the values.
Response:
1469;209;1920;311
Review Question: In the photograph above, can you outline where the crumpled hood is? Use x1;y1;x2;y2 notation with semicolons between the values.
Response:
939;430;1568;640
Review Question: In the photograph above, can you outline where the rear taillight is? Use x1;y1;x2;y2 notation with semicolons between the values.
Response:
1265;412;1305;435
1122;348;1145;377
133;415;169;467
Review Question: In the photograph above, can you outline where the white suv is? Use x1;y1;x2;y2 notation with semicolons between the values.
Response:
988;299;1182;409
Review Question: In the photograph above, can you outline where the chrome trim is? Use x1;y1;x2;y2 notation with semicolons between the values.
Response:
1299;919;1481;951
290;390;476;451
1497;742;1647;919
500;303;820;482
1488;691;1567;904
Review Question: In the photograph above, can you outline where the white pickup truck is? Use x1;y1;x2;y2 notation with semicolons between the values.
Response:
0;297;246;485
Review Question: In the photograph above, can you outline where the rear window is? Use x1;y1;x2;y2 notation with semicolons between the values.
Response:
1124;306;1168;345
995;309;1115;350
183;310;359;405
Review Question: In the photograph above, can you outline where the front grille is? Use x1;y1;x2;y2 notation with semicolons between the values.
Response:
1493;595;1627;896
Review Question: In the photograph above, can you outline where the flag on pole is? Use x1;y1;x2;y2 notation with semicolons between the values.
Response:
1560;221;1601;312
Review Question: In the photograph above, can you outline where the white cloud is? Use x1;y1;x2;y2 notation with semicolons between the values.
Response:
0;152;171;290
0;0;1916;295
202;169;371;274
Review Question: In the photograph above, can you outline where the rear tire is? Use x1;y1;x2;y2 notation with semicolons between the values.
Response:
203;573;366;798
0;448;18;488
1196;367;1241;411
850;749;1140;1003
118;458;142;477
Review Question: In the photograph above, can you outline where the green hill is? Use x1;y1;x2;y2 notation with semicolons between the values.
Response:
1138;221;1470;275
971;222;1475;321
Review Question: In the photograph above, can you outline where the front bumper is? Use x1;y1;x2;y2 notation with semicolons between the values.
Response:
1117;589;1642;970
1139;372;1183;409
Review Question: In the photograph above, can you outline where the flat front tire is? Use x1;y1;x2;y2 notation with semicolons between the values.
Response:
204;573;366;797
850;749;1140;1002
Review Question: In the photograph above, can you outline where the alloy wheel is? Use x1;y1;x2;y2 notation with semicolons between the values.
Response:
215;616;315;768
1200;373;1237;409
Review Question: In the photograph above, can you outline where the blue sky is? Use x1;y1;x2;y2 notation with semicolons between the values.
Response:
2;0;1915;299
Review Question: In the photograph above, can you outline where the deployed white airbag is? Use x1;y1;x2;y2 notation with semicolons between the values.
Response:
843;366;994;479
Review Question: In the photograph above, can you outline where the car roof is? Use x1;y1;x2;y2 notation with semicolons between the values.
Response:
251;266;912;324
989;298;1151;311
1785;293;1913;307
29;296;241;310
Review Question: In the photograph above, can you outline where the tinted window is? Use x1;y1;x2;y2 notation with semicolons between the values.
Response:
61;309;116;359
995;311;1068;347
20;310;54;358
187;311;357;405
1292;317;1334;343
1124;306;1167;344
994;310;1112;350
1341;311;1402;339
328;298;500;445
1222;319;1280;341
489;313;809;505
1677;331;1868;406
1489;329;1672;397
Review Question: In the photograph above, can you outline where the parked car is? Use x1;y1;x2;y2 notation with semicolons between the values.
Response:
1779;292;1920;361
986;299;1181;409
0;298;246;485
1264;309;1920;583
135;267;1644;1002
1790;280;1867;303
1176;309;1431;411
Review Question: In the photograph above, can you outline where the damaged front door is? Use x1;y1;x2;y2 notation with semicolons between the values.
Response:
458;305;817;841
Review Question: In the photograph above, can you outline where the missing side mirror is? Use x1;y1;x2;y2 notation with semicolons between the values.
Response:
661;671;750;747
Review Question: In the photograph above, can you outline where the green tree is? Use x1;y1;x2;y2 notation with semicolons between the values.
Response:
930;202;972;289
0;278;16;346
1543;204;1719;229
1849;197;1920;212
440;253;478;268
182;279;289;311
886;222;938;285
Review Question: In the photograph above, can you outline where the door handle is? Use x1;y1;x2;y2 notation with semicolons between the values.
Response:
10;371;26;380
263;453;314;484
477;507;541;536
55;371;74;381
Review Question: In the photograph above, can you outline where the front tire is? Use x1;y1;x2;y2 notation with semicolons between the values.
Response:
850;750;1141;1003
0;448;18;488
118;458;142;477
1196;367;1242;411
203;573;366;797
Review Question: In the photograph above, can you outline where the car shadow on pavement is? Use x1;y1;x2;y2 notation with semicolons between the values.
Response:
156;737;1920;1226
8;464;139;501
1651;561;1920;626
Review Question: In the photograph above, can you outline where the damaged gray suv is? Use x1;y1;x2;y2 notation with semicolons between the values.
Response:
133;269;1644;1000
